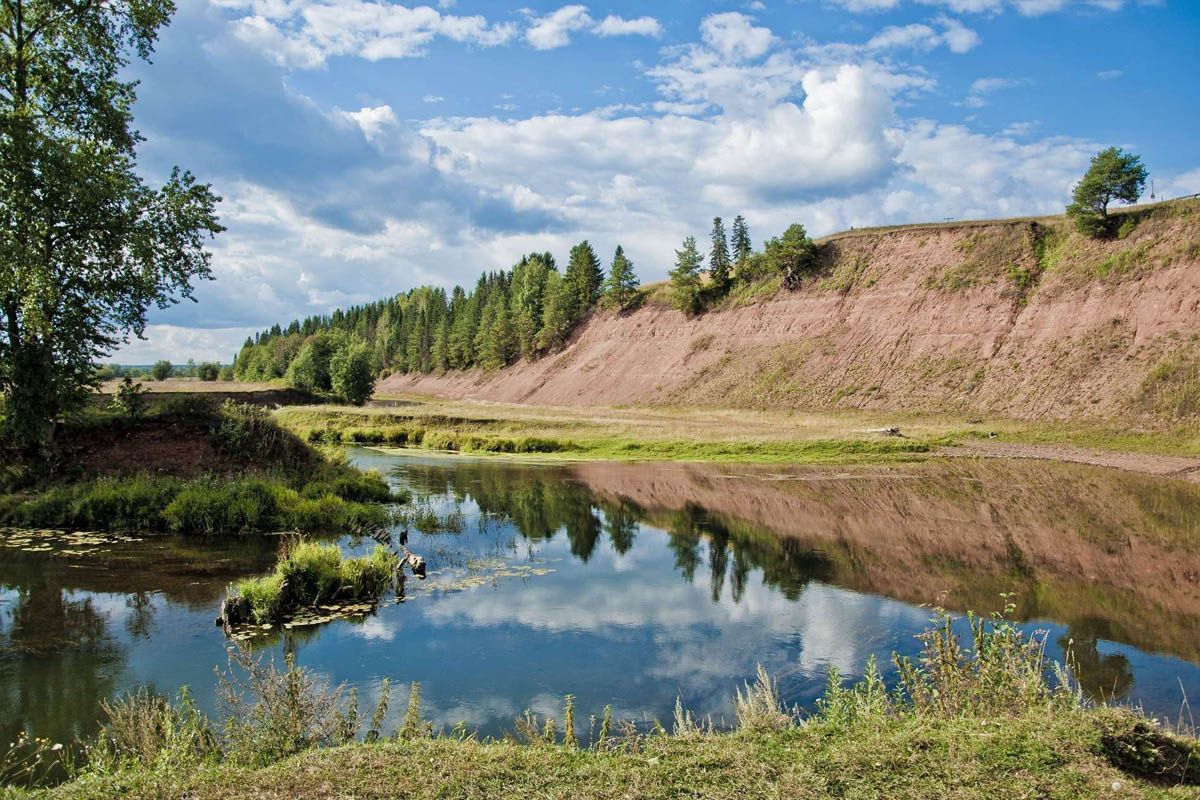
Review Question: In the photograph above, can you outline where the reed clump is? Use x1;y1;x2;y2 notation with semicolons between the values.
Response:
231;541;399;624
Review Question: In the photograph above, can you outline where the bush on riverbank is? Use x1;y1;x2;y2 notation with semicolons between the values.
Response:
231;541;399;623
9;610;1198;798
0;475;396;536
0;399;404;535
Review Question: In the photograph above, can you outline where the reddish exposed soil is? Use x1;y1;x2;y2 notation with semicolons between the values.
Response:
382;209;1200;423
64;418;232;477
565;458;1200;660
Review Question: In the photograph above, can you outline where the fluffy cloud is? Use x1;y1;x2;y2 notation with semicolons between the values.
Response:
115;0;1181;362
335;104;398;143
594;14;662;38
699;12;775;62
524;5;662;49
865;16;980;53
828;0;1131;14
220;0;517;67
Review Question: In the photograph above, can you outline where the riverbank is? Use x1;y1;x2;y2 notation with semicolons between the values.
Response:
14;708;1198;800
0;397;402;535
275;395;1200;477
9;608;1200;798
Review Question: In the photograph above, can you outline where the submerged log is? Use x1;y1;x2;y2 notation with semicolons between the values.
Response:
404;550;426;579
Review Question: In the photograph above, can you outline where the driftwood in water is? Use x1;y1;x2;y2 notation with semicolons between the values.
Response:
403;549;426;579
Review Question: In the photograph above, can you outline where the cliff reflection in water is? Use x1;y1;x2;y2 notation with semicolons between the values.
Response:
390;453;1200;698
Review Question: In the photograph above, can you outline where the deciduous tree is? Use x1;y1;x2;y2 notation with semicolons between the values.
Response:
1067;147;1147;237
330;341;375;405
0;0;222;451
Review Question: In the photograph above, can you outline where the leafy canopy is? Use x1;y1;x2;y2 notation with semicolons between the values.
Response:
0;0;223;450
1067;147;1146;237
330;341;375;406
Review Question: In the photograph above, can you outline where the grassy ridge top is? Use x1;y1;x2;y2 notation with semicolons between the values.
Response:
814;195;1199;243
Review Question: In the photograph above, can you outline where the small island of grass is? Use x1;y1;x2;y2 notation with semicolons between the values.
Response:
223;541;400;628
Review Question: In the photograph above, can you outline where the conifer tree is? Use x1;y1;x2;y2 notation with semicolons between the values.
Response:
476;291;516;369
564;240;604;319
709;217;731;295
731;215;752;266
601;246;640;309
537;270;573;352
669;236;704;315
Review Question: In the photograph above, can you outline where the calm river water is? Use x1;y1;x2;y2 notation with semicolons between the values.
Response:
3;449;1200;749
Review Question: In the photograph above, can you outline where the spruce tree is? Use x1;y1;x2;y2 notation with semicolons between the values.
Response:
537;271;573;352
709;217;731;295
601;246;640;309
669;236;704;315
564;240;604;319
732;215;752;266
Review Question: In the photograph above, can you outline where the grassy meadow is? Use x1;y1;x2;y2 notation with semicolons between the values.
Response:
273;394;1200;465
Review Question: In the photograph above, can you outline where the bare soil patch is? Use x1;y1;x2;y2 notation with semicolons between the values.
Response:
943;439;1200;482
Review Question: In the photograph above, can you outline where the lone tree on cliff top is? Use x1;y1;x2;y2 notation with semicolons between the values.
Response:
0;0;223;454
1067;147;1147;237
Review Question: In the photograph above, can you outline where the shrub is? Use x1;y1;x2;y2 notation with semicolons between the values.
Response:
211;400;313;474
217;649;362;766
764;223;818;289
197;362;221;381
91;688;218;774
150;360;173;381
153;393;220;421
109;377;148;419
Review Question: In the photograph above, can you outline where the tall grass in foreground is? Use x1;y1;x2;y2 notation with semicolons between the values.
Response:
7;607;1198;790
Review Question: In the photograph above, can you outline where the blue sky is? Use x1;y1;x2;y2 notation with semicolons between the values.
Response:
115;0;1200;362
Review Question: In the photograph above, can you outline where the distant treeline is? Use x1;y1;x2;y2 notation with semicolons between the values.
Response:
232;240;638;385
233;215;818;391
98;360;231;382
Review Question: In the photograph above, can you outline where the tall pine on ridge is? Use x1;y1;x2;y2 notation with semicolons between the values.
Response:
669;236;704;315
564;240;604;321
602;246;640;309
732;215;752;266
709;217;731;295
